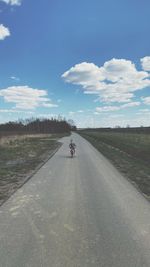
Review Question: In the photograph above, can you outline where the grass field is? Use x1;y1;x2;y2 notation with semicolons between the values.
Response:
79;130;150;199
0;134;66;206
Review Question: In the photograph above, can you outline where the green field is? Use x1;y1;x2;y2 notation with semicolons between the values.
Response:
79;130;150;199
0;134;65;205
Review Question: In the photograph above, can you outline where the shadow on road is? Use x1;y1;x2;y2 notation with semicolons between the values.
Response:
59;155;72;158
58;155;76;159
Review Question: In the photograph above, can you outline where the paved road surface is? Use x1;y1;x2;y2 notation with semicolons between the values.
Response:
0;133;150;267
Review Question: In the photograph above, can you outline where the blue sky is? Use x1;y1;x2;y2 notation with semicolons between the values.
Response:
0;0;150;127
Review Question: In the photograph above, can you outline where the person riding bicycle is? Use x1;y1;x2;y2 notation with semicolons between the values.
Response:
69;139;76;154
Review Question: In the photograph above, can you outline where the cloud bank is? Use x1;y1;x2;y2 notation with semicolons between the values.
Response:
96;101;140;113
0;86;58;110
62;58;150;104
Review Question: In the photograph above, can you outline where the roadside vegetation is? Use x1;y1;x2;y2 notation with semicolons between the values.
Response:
79;129;150;200
0;117;73;205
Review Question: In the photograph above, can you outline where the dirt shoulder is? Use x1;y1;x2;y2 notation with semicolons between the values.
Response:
0;134;65;206
79;131;150;201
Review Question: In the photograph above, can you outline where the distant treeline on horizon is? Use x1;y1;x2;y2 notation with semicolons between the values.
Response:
0;118;76;136
80;126;150;134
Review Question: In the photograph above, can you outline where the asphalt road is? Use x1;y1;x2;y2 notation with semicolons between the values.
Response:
0;133;150;267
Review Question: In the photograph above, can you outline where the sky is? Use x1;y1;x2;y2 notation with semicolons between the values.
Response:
0;0;150;128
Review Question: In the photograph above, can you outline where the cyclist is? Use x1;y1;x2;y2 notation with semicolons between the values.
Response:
69;139;76;155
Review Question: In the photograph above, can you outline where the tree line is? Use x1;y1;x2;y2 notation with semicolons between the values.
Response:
0;117;76;136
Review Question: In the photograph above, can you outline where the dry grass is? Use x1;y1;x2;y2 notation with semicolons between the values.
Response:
0;134;52;146
0;134;62;206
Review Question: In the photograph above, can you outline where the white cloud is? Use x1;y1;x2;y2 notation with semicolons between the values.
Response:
0;0;22;5
62;62;104;94
121;102;140;108
68;110;84;116
69;111;75;116
94;112;101;115
139;108;150;113
0;24;10;40
62;58;150;104
96;101;140;113
0;109;34;115
42;103;58;108
109;114;124;118
62;62;104;90
37;113;58;119
142;96;150;105
96;106;120;112
141;57;150;71
0;86;58;110
10;76;20;82
136;109;150;116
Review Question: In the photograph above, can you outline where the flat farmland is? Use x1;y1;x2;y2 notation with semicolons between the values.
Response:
79;130;150;199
